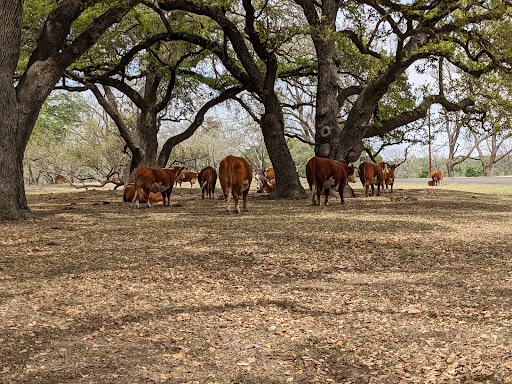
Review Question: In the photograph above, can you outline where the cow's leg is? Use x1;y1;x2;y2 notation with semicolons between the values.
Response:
225;193;232;213
232;188;241;214
339;184;345;204
316;186;322;206
365;183;370;197
311;185;317;205
376;183;381;196
242;189;249;212
324;188;330;205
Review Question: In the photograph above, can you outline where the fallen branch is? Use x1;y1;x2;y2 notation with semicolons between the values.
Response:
68;178;123;191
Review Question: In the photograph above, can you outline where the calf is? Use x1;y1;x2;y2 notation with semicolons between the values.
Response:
123;184;163;204
198;166;217;199
358;162;384;197
377;162;396;193
132;166;184;208
431;170;443;186
254;166;276;193
218;155;252;213
176;171;199;187
306;156;356;205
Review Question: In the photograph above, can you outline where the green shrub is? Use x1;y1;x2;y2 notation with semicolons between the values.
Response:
419;170;430;178
465;166;479;177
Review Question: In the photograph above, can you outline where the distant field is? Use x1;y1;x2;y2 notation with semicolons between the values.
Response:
3;183;512;383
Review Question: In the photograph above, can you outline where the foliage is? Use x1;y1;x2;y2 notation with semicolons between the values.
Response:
465;166;479;177
24;93;128;184
419;170;430;178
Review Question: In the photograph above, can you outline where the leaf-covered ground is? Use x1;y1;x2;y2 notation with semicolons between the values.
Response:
1;183;512;383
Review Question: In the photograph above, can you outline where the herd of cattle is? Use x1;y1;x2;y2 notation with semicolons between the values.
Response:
122;154;433;213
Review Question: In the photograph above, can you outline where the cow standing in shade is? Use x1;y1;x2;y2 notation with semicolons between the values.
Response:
218;155;252;213
132;166;184;208
198;166;217;200
359;162;385;197
306;156;356;205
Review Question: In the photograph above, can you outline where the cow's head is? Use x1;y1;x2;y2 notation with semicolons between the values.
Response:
254;169;266;191
347;164;357;183
379;162;389;175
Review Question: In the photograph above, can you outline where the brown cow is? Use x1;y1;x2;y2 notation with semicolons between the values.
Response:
218;155;252;213
123;184;163;204
55;174;68;184
306;156;356;205
377;162;396;193
198;166;217;200
358;162;384;197
431;170;443;186
176;171;199;187
254;166;276;193
132;166;184;208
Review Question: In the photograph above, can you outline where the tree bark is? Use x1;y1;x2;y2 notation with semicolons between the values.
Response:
0;0;27;220
0;0;139;220
261;88;306;199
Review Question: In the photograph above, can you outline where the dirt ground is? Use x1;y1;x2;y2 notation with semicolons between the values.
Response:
1;183;512;383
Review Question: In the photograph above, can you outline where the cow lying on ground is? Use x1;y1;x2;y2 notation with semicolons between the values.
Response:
431;170;443;186
219;155;252;213
198;166;217;200
176;171;199;187
132;166;184;208
306;156;356;205
123;184;163;204
377;162;396;193
254;167;276;193
359;162;385;197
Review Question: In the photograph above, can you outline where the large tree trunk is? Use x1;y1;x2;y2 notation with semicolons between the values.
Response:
446;160;455;177
1;0;139;220
0;0;27;220
261;60;306;199
311;0;344;161
0;118;30;220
